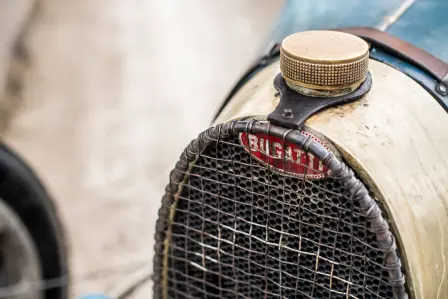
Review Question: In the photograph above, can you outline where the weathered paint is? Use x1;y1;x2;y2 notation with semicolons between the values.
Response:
370;47;448;110
214;59;448;299
239;132;329;179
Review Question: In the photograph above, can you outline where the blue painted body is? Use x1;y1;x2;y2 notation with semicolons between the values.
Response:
266;0;448;111
216;0;448;119
388;0;448;64
270;0;403;42
270;0;448;63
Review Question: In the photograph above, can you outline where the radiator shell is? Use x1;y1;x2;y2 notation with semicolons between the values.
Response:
214;59;448;299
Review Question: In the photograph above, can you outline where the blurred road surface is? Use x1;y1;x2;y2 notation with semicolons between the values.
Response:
1;0;283;297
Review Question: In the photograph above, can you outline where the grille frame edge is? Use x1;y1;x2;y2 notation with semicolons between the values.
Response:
153;120;408;299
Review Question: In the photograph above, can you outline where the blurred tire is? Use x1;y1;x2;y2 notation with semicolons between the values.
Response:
0;143;68;299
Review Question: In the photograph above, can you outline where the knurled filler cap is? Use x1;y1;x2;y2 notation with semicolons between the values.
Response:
280;30;369;97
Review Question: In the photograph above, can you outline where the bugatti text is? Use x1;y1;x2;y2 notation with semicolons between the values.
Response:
244;133;325;172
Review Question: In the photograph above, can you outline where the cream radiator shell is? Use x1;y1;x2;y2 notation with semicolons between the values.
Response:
214;59;448;299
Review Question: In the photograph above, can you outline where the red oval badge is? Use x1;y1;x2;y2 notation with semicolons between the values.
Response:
239;132;330;179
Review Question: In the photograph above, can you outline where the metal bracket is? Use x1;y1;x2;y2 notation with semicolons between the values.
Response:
268;73;372;129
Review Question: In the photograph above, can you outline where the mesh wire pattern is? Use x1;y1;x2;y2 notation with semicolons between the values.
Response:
153;120;408;299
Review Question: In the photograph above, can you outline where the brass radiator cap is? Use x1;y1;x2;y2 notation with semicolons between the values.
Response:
280;30;369;96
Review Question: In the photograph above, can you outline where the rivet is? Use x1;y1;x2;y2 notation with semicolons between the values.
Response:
282;109;294;119
436;82;448;95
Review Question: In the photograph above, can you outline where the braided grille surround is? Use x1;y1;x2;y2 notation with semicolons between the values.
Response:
153;120;408;299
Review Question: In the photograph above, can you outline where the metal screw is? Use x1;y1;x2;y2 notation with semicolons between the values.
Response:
436;82;448;96
282;108;293;119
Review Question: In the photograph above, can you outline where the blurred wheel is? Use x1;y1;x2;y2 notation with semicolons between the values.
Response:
0;143;68;299
0;198;41;299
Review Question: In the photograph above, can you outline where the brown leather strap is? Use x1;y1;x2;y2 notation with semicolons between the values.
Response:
337;27;448;84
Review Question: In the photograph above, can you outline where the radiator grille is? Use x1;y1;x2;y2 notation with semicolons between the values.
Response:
153;121;407;299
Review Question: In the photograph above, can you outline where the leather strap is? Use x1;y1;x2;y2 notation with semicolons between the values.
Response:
337;27;448;86
214;27;448;122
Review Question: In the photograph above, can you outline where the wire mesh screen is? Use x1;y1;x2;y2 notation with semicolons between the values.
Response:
153;121;407;299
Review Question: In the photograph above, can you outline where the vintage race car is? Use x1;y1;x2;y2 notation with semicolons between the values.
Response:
153;1;448;299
